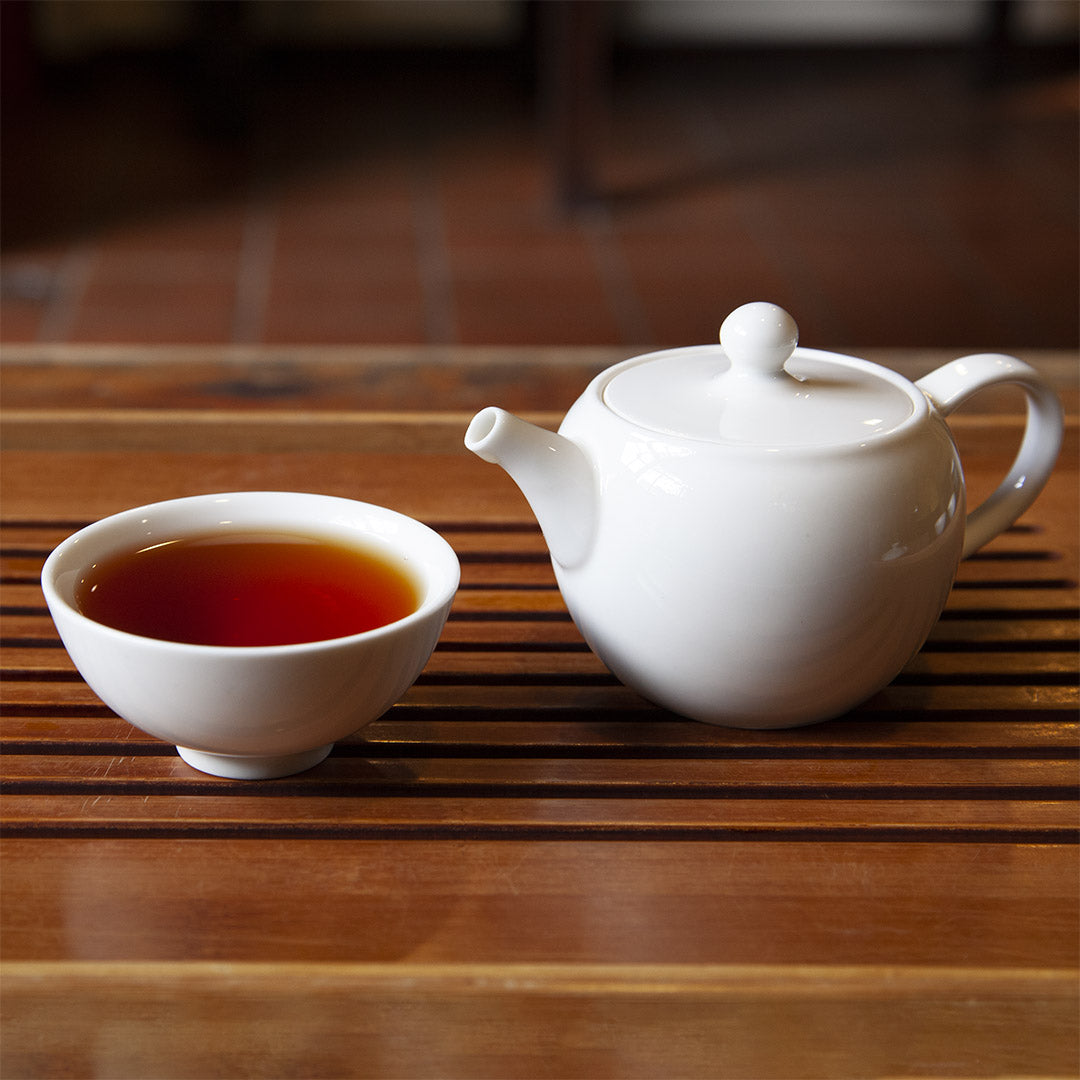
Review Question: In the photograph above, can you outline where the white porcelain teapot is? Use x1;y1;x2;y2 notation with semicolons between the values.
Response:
465;302;1063;728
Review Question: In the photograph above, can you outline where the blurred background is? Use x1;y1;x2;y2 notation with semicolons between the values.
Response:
1;0;1077;351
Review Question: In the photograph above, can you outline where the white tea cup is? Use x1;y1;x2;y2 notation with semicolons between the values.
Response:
42;491;459;779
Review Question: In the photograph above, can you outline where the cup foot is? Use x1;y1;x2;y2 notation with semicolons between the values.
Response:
176;744;333;779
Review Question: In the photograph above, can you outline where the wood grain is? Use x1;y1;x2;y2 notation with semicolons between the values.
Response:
1;347;1076;1078
4;960;1074;1080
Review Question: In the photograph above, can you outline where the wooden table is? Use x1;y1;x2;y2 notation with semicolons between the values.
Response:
2;345;1077;1079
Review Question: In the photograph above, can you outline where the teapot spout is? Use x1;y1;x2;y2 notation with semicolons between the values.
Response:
465;407;595;568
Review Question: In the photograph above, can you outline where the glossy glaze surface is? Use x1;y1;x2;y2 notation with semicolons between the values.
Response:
467;305;1063;727
42;492;459;777
556;381;964;726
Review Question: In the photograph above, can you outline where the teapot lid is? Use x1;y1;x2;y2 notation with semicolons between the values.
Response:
602;302;916;447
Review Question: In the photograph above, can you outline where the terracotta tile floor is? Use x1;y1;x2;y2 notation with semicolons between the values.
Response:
1;46;1077;351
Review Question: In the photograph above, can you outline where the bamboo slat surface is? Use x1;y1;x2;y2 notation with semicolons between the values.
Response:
1;347;1077;1079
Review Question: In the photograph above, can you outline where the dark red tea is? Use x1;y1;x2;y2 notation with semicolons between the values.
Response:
75;531;421;646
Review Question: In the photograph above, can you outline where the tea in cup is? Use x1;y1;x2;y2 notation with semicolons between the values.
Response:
41;492;460;778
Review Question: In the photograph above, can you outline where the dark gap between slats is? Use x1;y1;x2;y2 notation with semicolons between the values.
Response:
893;672;1078;687
0;520;93;531
1;561;1072;584
439;640;1075;655
432;522;543;534
2;637;1076;656
4;702;1075;728
4;776;1076;801
344;742;1080;761
5;551;1070;577
6;607;1078;623
3;737;1074;761
448;610;574;622
951;579;1076;590
10;607;588;622
1;703;117;718
921;639;1079;653
413;671;1079;688
4;670;90;681
1;822;1073;843
966;550;1061;562
0;520;1041;536
2;576;1075;591
5;636;1076;654
380;704;1078;723
380;706;1080;733
939;608;1078;621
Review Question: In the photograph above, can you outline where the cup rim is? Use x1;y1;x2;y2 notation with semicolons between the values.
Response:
41;491;461;655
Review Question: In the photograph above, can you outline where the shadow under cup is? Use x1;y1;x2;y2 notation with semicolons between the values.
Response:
41;492;460;779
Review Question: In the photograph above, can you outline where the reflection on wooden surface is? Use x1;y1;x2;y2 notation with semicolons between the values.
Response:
2;348;1077;1078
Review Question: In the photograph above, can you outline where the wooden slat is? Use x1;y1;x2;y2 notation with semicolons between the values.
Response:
3;795;1075;843
2;408;1078;455
5;753;1075;795
4;684;1078;723
1;345;1073;412
2;722;1077;760
3;838;1076;967
0;409;566;453
4;498;1076;842
3;959;1075;1079
2;349;1076;1079
4;630;1076;674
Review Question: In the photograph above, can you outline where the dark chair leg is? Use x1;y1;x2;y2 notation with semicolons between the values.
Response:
539;0;613;211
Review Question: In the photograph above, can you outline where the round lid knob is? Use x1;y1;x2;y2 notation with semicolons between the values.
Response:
719;302;798;378
601;302;916;447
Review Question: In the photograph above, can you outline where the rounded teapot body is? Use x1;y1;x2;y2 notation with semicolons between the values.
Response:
467;303;1062;729
555;349;965;728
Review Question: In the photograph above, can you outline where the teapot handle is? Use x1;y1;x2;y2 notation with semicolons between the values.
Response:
916;355;1063;558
